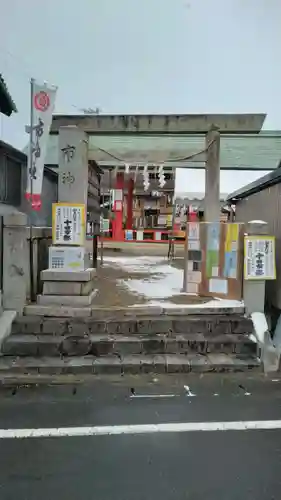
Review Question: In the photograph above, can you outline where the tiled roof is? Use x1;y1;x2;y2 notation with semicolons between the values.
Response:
0;74;17;116
227;164;281;202
0;139;26;162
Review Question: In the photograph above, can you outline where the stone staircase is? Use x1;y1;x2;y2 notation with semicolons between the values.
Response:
0;307;261;375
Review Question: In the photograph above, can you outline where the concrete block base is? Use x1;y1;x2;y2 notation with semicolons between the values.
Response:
37;289;97;306
41;268;96;282
43;280;95;296
39;267;97;307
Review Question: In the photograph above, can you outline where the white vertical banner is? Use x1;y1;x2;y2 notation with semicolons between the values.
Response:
25;80;57;210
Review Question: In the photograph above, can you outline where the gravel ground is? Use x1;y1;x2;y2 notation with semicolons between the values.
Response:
90;254;208;307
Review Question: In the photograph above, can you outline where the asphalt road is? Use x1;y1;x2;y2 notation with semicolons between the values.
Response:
0;373;281;500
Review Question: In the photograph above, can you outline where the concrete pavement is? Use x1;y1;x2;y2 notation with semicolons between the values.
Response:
0;374;281;498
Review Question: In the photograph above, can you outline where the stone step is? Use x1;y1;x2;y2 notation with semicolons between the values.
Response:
12;314;253;336
2;333;258;358
0;353;261;375
23;303;246;318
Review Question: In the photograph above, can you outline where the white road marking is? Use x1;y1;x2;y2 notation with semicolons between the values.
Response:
130;391;253;399
184;385;196;397
1;420;281;439
130;394;177;399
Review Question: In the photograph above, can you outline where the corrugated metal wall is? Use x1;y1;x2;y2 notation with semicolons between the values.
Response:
0;151;22;207
235;184;281;309
20;167;58;227
0;216;2;293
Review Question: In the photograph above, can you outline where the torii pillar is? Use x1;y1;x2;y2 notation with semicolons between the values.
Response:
204;125;221;222
183;127;221;293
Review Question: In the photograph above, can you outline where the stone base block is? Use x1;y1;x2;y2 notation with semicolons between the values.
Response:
43;280;94;296
37;289;97;306
41;268;96;282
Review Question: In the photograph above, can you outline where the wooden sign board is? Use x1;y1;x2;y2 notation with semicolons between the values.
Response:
184;222;244;300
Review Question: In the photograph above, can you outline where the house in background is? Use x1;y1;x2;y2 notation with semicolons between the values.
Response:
0;74;21;216
227;166;281;325
0;139;58;225
0;74;17;117
0;74;18;313
174;192;230;224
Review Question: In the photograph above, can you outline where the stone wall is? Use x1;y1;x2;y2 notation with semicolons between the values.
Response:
2;213;52;312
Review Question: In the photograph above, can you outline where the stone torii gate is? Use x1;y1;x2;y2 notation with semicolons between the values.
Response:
34;114;267;307
50;113;265;237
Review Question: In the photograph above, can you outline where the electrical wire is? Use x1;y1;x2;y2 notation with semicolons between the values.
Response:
0;43;41;82
90;140;214;168
0;43;217;168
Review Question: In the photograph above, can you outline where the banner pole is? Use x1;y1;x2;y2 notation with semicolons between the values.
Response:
29;78;35;301
100;187;104;266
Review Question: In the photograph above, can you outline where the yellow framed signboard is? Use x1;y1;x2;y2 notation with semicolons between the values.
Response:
52;203;86;246
244;235;276;280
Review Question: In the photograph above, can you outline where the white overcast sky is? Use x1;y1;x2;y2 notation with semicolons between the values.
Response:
1;0;280;195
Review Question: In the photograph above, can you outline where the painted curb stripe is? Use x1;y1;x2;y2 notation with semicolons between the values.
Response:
0;420;281;439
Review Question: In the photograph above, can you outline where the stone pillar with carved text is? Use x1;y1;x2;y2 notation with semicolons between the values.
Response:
37;125;97;308
58;126;89;206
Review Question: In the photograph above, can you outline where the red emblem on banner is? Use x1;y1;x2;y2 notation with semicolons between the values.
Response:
34;91;50;112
